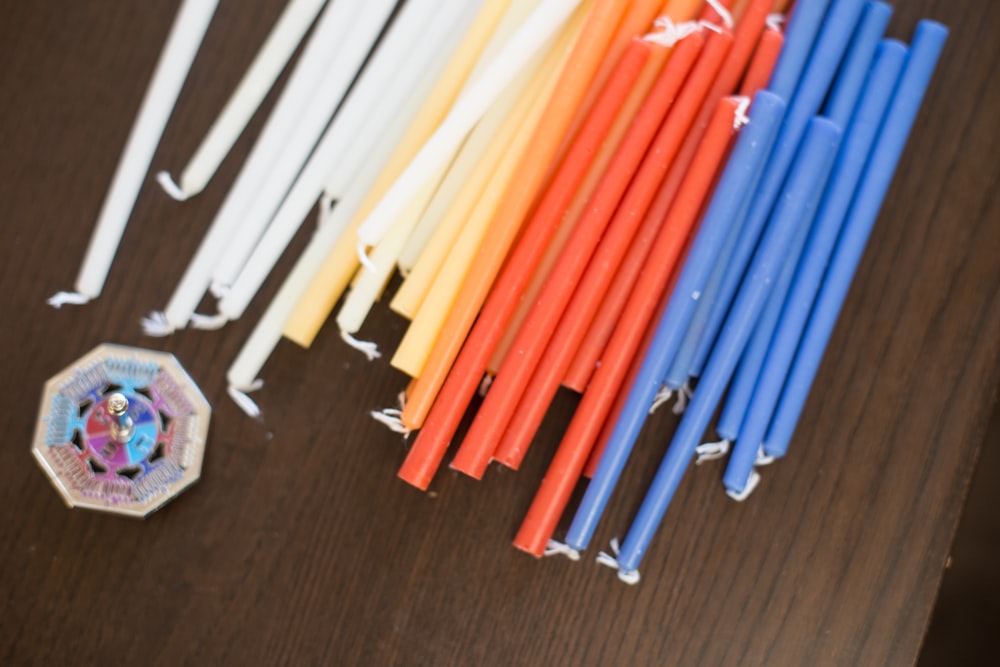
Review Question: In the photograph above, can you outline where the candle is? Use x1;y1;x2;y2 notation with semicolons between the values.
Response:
513;96;741;557
662;0;864;390
390;68;539;318
140;0;368;332
451;30;711;480
388;45;567;376
763;22;947;460
393;0;632;434
767;0;833;100
714;4;893;454
604;117;842;579
738;26;784;98
282;0;585;348
476;30;732;476
208;0;450;297
553;90;785;551
353;0;587;252
565;0;774;391
157;0;327;201
48;0;218;308
722;39;906;495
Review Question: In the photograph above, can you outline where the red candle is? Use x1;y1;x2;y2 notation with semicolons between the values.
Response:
452;28;730;478
513;96;742;556
740;26;785;96
564;0;773;390
489;30;734;471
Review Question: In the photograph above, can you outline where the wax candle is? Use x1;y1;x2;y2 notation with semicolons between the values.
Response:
451;30;711;480
822;2;893;126
763;22;947;460
513;96;740;558
738;26;784;98
722;39;907;494
607;117;841;580
477;31;733;475
393;0;633;440
48;0;218;308
388;46;566;377
565;0;774;391
353;0;587;252
556;90;785;552
207;0;451;296
283;0;585;347
157;0;327;201
663;0;864;388
140;0;368;332
767;0;833;100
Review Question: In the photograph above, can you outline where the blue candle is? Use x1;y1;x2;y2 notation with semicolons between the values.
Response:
676;0;866;385
562;92;786;553
714;8;894;446
723;40;909;492
768;0;834;100
614;117;842;578
764;21;948;460
824;2;893;127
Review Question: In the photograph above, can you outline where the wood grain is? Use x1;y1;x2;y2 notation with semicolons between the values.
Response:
0;1;997;665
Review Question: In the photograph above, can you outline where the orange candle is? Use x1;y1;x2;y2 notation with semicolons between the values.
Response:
564;0;772;390
396;0;635;490
513;96;740;556
740;26;785;97
451;30;716;478
490;29;733;471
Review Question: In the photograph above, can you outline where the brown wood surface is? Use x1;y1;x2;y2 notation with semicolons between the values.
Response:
1;1;997;665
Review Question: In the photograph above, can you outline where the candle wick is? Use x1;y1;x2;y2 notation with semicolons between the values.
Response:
672;381;693;415
369;409;411;437
477;374;494;397
209;281;230;299
227;379;264;419
542;540;580;561
156;171;190;201
47;291;91;309
704;0;735;30
755;445;775;467
595;538;640;585
725;469;761;502
141;311;176;337
340;329;381;361
648;387;673;414
356;241;377;274
766;13;786;33
695;439;731;465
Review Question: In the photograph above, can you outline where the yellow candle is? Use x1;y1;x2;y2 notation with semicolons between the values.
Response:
280;0;516;348
390;3;588;378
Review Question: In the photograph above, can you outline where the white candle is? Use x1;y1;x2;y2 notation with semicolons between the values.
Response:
210;0;445;293
353;0;583;252
146;0;364;334
157;0;327;201
48;0;218;307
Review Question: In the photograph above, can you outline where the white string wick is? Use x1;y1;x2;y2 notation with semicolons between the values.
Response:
47;291;91;308
340;329;381;361
726;469;761;502
695;439;731;465
704;0;735;29
227;378;264;419
733;95;751;129
643;17;702;47
141;311;175;337
155;171;190;201
672;381;692;415
649;387;673;414
356;240;377;273
766;13;785;32
370;409;412;436
209;281;230;299
543;539;581;561
478;374;494;397
755;444;775;466
190;311;229;330
595;537;641;585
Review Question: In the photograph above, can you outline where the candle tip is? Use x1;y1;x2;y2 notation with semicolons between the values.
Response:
543;540;580;561
47;291;90;309
595;538;641;584
695;439;731;465
156;171;190;201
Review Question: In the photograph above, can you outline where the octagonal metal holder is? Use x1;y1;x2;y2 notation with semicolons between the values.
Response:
31;344;211;518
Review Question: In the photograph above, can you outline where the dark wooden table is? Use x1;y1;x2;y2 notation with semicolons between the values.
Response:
1;2;997;665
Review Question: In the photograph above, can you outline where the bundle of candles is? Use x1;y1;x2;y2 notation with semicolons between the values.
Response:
51;0;946;582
